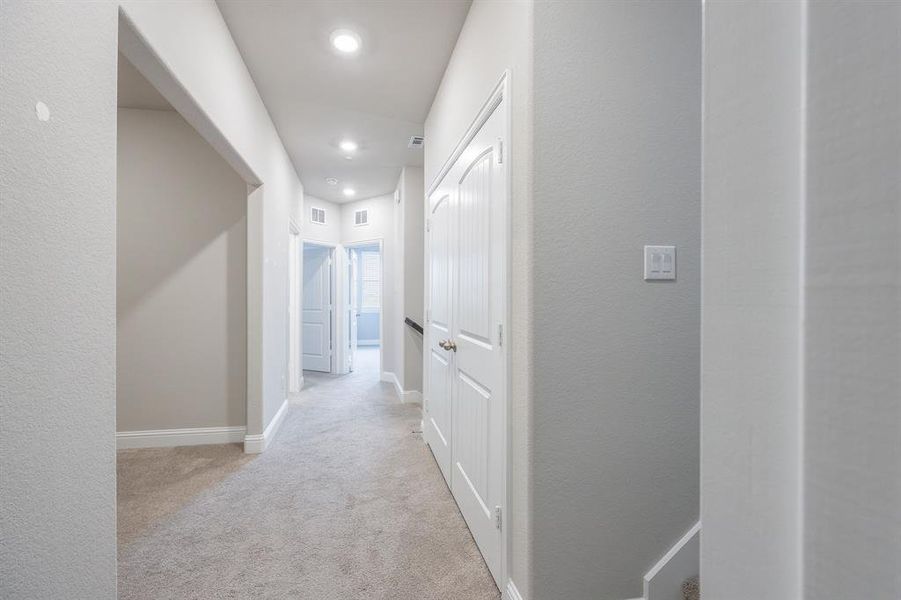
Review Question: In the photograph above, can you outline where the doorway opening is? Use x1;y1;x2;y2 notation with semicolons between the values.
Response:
345;242;383;377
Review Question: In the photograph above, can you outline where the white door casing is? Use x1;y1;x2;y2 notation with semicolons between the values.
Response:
302;246;332;373
423;74;509;588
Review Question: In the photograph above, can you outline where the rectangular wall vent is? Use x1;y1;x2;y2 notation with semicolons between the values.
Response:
408;135;425;149
354;209;369;227
311;207;326;225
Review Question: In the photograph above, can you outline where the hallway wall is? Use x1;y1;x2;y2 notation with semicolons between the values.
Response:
532;1;701;598
341;194;399;379
703;2;901;598
702;2;804;596
304;195;342;245
117;108;247;432
399;166;424;393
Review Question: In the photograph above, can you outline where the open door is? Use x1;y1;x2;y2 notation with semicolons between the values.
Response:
347;248;359;372
302;245;332;373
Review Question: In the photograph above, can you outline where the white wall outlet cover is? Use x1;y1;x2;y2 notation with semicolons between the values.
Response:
644;245;676;280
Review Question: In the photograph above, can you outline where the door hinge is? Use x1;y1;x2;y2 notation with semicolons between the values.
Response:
495;506;503;530
498;324;503;347
426;309;430;323
496;137;504;164
426;218;430;232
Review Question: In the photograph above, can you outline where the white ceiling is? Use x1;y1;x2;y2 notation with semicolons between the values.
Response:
118;53;173;111
217;0;471;203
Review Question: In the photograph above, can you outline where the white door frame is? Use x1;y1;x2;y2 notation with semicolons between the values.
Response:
424;71;512;591
340;238;385;376
287;220;302;392
301;239;337;374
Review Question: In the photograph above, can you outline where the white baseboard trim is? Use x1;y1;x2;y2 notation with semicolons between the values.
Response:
504;580;524;600
643;521;700;600
117;426;246;449
403;390;423;404
244;397;289;454
380;371;422;404
381;371;402;398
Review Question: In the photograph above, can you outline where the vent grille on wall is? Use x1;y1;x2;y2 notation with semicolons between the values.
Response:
408;135;424;149
354;209;369;227
311;207;326;224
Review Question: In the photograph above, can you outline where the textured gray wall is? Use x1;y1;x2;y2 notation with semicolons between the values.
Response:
701;2;805;597
532;2;701;597
117;108;247;431
804;3;901;598
0;1;118;597
401;166;424;392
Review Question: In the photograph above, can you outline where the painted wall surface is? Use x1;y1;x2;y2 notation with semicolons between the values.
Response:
804;3;900;598
400;167;424;392
357;312;380;344
532;1;701;598
425;0;533;593
304;195;342;245
341;194;398;376
117;108;246;431
119;0;304;435
701;3;804;597
0;2;118;597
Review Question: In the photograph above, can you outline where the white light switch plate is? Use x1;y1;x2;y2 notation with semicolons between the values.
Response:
644;245;676;280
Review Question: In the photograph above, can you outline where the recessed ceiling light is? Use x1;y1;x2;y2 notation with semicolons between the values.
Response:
325;177;338;185
339;139;358;153
342;187;356;198
330;29;361;54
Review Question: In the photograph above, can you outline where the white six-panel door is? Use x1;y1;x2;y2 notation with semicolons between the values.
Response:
424;82;507;588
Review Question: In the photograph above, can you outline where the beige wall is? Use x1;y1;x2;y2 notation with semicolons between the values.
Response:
117;108;247;431
424;0;533;595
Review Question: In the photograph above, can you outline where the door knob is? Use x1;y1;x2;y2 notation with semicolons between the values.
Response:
439;339;457;352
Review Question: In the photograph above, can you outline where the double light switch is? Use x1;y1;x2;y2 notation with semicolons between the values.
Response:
644;245;676;281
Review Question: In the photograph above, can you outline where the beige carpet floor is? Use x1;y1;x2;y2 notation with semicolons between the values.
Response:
117;348;500;600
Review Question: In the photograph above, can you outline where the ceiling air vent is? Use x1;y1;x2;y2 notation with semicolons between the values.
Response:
311;207;326;225
354;209;369;227
408;135;425;149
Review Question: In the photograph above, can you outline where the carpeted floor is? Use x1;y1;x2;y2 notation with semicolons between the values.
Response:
117;348;500;600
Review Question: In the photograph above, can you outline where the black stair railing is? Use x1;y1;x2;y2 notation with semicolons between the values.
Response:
404;317;424;335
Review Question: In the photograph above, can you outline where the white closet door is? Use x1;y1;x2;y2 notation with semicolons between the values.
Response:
302;246;331;373
424;96;507;587
425;193;453;481
449;104;506;584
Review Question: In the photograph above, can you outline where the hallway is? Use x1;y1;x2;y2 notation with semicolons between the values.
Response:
117;348;498;599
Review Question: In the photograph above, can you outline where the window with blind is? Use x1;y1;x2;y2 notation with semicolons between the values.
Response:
360;251;380;310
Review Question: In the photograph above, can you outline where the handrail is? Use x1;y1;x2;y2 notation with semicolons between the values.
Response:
404;317;424;335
